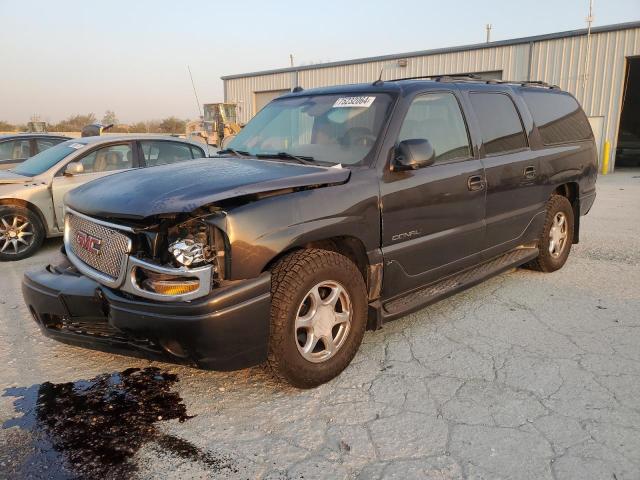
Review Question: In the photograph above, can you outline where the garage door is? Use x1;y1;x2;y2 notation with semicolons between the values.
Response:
254;89;290;115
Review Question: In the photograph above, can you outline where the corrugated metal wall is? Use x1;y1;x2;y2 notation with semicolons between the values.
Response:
298;44;530;88
224;72;294;123
531;27;640;170
224;27;640;170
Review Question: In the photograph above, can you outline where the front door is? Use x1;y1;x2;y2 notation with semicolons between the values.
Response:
380;91;486;298
51;142;135;229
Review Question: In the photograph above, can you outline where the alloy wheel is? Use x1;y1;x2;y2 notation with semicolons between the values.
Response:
0;214;34;255
295;280;352;363
548;212;568;258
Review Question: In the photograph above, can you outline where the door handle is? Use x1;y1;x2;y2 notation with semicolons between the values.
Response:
523;166;536;179
467;175;485;191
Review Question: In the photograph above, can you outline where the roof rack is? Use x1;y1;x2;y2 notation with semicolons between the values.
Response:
375;75;559;89
486;79;559;89
374;74;481;84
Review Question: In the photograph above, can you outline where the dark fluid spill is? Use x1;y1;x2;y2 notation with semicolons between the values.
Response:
2;367;233;479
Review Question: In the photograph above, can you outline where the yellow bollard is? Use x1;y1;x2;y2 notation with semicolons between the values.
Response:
602;140;610;175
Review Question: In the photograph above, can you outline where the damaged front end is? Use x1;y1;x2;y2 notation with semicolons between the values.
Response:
63;207;228;303
23;205;272;370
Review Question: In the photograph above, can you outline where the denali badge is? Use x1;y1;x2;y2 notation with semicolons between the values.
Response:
75;231;102;255
392;230;421;242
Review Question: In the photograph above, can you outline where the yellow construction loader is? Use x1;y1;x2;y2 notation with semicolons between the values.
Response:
186;103;241;148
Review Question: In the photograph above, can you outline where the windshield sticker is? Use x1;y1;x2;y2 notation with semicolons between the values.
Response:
333;96;376;108
68;143;85;150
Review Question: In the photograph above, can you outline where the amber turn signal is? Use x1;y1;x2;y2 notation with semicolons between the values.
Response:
141;278;200;296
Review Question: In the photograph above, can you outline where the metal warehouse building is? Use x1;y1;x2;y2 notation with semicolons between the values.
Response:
222;21;640;172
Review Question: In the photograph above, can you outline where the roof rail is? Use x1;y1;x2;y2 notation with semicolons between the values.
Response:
486;79;559;89
375;74;559;89
377;74;482;83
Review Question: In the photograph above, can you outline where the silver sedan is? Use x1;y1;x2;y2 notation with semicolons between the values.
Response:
0;135;208;260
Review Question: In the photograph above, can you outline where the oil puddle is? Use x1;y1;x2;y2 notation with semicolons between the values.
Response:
2;367;235;479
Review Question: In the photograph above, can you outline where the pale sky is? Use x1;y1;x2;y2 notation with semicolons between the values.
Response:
1;0;638;124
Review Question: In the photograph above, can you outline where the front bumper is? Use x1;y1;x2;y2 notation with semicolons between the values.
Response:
22;256;271;371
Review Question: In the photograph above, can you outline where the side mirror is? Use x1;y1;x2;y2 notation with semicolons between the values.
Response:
393;139;436;171
65;162;84;176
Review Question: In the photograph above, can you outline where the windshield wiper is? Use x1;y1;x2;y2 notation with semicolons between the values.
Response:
255;151;315;165
217;148;250;157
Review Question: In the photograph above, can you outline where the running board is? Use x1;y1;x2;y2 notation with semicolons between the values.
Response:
382;247;539;320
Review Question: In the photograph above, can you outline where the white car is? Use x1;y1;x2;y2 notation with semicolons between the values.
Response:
0;135;208;260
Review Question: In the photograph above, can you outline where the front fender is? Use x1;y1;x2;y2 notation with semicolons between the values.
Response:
210;170;380;280
0;183;56;235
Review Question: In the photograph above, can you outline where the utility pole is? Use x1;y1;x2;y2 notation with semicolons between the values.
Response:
583;0;594;95
486;24;492;43
289;54;294;67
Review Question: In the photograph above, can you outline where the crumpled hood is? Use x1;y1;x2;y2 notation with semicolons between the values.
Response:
0;170;32;184
65;157;350;219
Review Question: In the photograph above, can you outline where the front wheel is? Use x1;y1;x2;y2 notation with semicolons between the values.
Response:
267;249;368;388
0;206;45;261
528;194;574;272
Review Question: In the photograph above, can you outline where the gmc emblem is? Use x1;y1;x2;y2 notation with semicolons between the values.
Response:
75;231;102;255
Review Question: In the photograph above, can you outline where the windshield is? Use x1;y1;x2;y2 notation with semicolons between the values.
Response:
228;93;394;165
12;140;86;176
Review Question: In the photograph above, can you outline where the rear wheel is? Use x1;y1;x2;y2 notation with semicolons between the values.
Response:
0;206;45;261
268;249;368;388
528;194;574;272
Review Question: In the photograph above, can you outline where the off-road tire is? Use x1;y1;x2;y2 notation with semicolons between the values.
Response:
267;248;368;388
528;194;574;272
0;205;45;261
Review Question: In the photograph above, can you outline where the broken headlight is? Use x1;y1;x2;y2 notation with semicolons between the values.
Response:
166;219;225;278
169;239;207;267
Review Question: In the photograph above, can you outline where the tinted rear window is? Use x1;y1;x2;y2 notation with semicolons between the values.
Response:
469;92;528;155
521;90;593;145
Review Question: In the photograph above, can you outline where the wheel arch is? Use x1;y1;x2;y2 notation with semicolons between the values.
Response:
264;235;370;281
0;198;49;233
553;182;580;243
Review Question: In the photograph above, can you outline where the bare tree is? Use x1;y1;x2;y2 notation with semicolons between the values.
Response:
128;122;148;133
102;110;118;125
159;117;186;134
0;121;16;131
51;113;97;132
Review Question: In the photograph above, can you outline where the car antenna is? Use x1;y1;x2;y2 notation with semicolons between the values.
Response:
187;65;203;118
372;68;384;86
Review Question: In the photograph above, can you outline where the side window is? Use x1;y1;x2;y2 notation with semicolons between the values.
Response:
521;90;593;145
141;141;195;167
0;139;30;160
398;92;471;164
77;144;133;173
36;138;65;154
469;92;528;155
190;145;205;158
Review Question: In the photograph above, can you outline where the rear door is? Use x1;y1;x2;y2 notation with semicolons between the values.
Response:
380;90;486;297
51;142;137;228
464;89;542;256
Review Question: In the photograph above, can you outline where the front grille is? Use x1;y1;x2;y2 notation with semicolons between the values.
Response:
66;213;131;281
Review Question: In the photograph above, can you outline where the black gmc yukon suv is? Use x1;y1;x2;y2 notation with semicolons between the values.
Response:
23;78;597;387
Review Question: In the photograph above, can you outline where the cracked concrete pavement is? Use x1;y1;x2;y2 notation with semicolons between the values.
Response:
1;171;639;479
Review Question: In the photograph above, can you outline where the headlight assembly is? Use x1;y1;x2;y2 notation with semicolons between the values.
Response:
169;239;207;267
166;219;225;278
